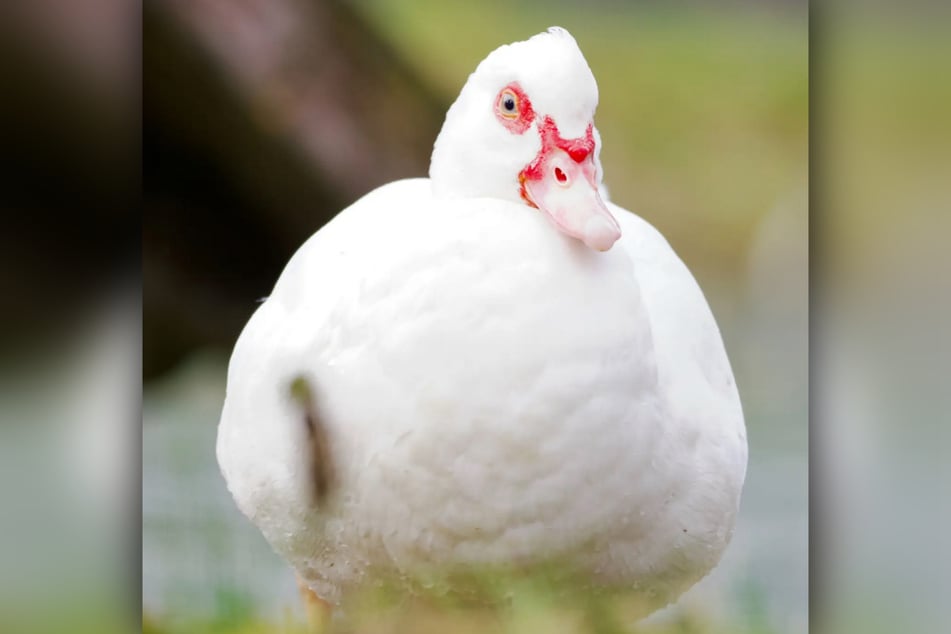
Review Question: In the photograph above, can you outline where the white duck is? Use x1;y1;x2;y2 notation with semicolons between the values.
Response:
217;27;747;619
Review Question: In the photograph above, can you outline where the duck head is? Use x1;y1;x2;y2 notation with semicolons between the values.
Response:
430;27;621;252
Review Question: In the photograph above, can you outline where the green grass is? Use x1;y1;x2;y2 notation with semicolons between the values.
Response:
144;562;779;634
143;581;778;634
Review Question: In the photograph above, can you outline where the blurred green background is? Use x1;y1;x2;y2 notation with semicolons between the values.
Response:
144;1;807;632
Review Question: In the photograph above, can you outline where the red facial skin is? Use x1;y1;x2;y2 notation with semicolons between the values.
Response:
519;117;596;208
494;84;619;251
493;84;598;209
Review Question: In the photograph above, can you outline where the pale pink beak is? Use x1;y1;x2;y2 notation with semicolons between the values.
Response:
519;117;621;251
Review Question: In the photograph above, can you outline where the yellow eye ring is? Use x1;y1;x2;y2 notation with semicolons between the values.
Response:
498;89;519;119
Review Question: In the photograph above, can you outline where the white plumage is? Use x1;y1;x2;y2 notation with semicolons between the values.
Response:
217;27;747;616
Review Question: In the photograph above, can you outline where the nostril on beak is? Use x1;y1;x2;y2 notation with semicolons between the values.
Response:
568;147;590;163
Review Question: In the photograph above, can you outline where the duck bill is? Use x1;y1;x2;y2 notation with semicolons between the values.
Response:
521;153;621;252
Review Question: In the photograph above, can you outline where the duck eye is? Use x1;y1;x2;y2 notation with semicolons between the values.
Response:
498;89;519;119
494;84;534;134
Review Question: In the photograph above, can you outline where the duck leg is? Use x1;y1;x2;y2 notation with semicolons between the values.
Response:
296;574;333;633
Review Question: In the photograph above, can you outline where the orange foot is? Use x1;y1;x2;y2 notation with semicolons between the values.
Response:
296;574;333;633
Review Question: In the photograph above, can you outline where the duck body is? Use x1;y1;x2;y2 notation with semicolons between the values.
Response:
217;177;746;609
217;27;746;615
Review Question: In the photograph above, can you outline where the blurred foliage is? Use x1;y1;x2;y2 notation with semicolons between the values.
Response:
824;15;950;290
814;9;950;634
144;0;447;380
